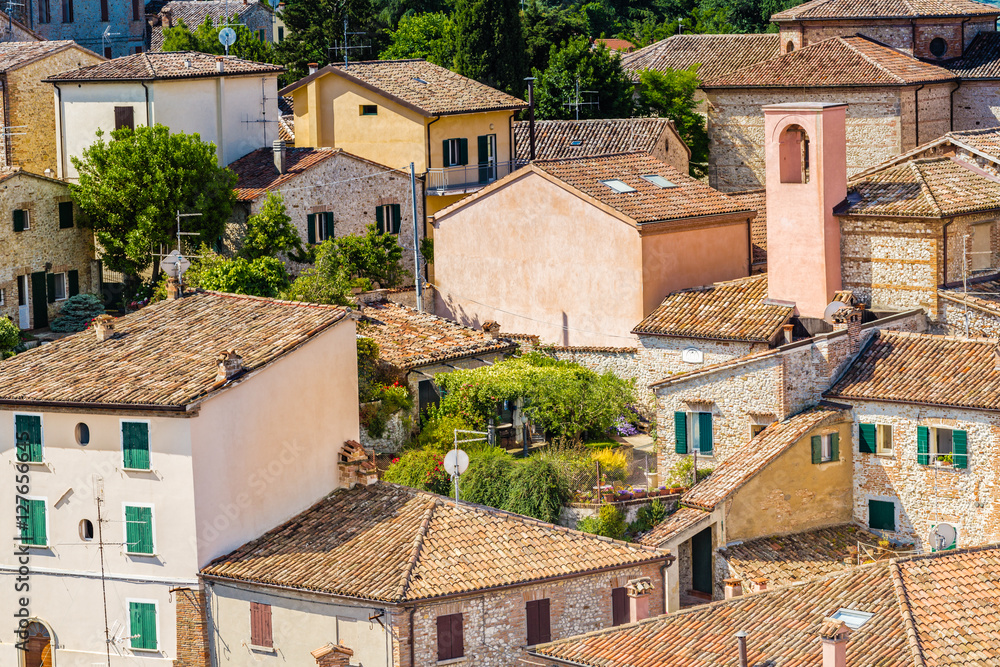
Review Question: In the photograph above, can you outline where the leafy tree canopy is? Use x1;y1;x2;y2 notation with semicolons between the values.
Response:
372;0;454;30
283;239;355;306
522;0;587;73
238;192;305;261
635;66;709;176
454;0;526;95
380;11;457;66
533;37;634;120
275;0;381;82
69;125;236;281
0;318;20;356
161;16;276;62
336;223;408;288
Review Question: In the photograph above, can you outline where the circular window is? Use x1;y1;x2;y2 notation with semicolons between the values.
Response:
80;519;94;541
75;422;90;446
930;37;948;58
786;40;795;53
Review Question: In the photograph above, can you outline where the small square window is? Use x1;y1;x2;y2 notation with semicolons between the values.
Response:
360;104;378;116
601;179;637;193
877;424;892;454
53;273;67;301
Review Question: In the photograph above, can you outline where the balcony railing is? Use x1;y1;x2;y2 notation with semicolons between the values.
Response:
425;160;526;195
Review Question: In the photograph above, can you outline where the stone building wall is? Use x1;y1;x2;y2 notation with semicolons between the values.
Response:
777;17;992;57
952;81;1000;133
18;2;145;56
847;399;1000;551
900;82;954;150
2;46;104;174
0;171;96;329
401;563;665;667
938;297;1000;337
706;87;905;192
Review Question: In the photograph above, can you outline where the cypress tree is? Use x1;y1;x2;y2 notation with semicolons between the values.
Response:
454;0;527;96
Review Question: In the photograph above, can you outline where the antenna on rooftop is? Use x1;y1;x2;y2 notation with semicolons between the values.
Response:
329;16;371;66
563;75;598;121
2;0;24;41
102;25;121;58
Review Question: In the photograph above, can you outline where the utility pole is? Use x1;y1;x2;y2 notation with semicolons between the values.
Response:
409;162;423;312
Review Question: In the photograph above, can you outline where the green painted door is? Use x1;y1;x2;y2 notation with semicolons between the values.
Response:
691;526;713;595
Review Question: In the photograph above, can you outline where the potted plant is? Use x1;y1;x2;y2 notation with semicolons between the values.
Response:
633;487;647;499
935;453;953;467
602;491;617;503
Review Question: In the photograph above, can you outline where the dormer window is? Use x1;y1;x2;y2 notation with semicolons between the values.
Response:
601;179;636;193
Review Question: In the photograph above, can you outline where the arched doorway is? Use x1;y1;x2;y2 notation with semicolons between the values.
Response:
20;621;53;667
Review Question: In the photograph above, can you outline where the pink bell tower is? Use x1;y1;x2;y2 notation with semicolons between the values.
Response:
764;102;847;320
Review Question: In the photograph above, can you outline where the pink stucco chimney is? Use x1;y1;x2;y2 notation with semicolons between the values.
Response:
764;103;847;320
819;619;851;667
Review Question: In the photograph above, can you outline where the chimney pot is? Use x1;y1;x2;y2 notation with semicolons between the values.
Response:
625;577;653;622
752;577;768;593
724;578;743;599
308;62;319;75
216;55;225;73
735;631;749;667
311;642;354;667
482;320;502;340
273;139;287;174
165;276;182;300
782;323;794;345
216;349;244;383
819;619;851;667
92;314;116;342
162;6;173;28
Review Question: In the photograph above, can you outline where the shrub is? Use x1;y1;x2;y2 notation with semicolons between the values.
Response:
502;456;571;524
459;447;515;508
382;383;413;413
0;318;19;358
591;447;628;483
357;337;381;403
50;294;105;332
383;450;452;496
631;499;668;534
665;457;695;488
577;505;628;541
417;411;477;453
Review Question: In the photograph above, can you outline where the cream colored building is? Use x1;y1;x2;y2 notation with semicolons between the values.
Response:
0;290;359;666
44;51;284;180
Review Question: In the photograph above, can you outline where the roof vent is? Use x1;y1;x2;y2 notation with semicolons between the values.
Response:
601;179;637;193
215;55;225;73
92;314;116;343
215;349;244;383
641;174;677;188
184;58;191;68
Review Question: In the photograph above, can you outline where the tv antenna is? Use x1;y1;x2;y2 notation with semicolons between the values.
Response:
329;17;371;66
102;25;121;57
563;76;598;121
2;0;24;40
153;211;202;287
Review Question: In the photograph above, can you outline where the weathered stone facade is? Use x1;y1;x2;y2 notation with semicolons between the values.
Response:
0;170;96;329
846;399;1000;551
10;1;145;56
777;17;994;58
174;586;211;667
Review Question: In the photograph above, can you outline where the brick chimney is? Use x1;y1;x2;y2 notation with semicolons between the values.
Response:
724;578;743;599
166;276;182;300
764;103;846;320
162;6;172;28
751;577;768;593
819;619;851;667
215;349;244;383
92;314;116;342
273;139;287;174
832;304;864;353
339;440;378;488
482;320;501;339
308;62;319;75
311;642;354;667
626;577;653;622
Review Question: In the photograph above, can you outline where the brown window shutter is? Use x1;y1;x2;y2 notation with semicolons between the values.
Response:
114;107;134;131
612;587;629;626
451;614;464;658
100;0;108;21
526;600;539;646
436;615;451;661
132;0;140;20
250;602;272;648
538;598;551;643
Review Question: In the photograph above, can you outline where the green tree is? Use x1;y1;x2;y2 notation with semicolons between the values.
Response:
454;0;526;95
276;0;380;83
161;16;276;61
501;456;571;523
239;193;304;261
372;0;452;30
534;37;634;120
49;295;106;333
336;224;407;288
183;249;291;298
70;125;237;283
522;0;587;73
380;12;457;66
698;0;798;33
635;66;709;176
0;318;20;359
282;239;355;305
161;19;200;51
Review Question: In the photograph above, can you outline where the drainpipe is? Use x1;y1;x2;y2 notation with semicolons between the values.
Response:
140;81;151;127
913;84;925;148
425;115;441;173
53;82;66;179
961;17;971;56
524;76;536;160
950;80;962;132
746;215;753;276
942;219;953;286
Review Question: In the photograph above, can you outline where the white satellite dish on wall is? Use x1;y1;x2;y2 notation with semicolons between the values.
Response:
681;348;703;364
218;27;237;48
930;523;957;552
823;301;849;324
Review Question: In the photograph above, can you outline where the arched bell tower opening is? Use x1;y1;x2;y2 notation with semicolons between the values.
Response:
778;124;810;184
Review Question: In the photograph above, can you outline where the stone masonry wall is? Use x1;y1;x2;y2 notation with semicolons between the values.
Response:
399;563;665;667
0;171;96;328
952;82;1000;133
778;17;991;57
174;587;211;667
707;87;903;192
848;399;1000;551
899;82;953;150
938;297;1000;337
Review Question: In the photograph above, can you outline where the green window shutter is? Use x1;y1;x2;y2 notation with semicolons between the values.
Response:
126;505;154;554
458;138;469;165
15;414;42;463
123;422;150;470
306;214;316;244
859;423;876;454
869;499;895;532
392;204;402;234
20;499;46;546
376;206;385;234
46;273;56;303
698;412;713;454
130;602;157;650
58;201;74;228
831;432;839;461
953;429;968;469
324;212;334;239
13;208;24;232
442;140;451;167
674;412;688;454
477;135;489;164
68;270;79;297
917;426;930;465
811;435;821;464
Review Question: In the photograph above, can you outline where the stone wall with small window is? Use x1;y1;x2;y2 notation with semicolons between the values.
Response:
846;399;1000;550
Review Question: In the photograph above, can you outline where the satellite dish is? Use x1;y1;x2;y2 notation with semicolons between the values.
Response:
823;301;849;325
218;27;237;48
268;0;280;7
159;250;191;279
681;347;703;364
443;449;469;477
930;523;957;552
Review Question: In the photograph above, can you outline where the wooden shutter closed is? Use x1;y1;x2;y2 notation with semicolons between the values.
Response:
450;614;463;658
306;213;316;244
100;0;108;21
869;499;895;532
375;206;385;234
811;435;822;464
59;201;74;228
698;412;713;454
250;602;273;648
830;432;839;461
859;423;876;453
46;273;56;303
391;204;402;233
324;212;334;239
132;0;140;20
114;106;134;131
611;587;628;626
458;138;469;165
953;429;968;469
126;505;153;554
537;598;550;643
68;270;79;297
123;422;150;470
526;600;539;646
917;426;930;465
20;498;45;546
130;602;157;650
674;412;687;454
12;208;24;232
442;140;451;167
15;414;42;463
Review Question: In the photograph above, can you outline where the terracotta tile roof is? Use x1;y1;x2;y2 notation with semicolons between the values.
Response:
44;51;282;82
683;406;850;511
621;34;779;82
532;152;750;224
151;0;268;50
939;278;1000;318
278;95;293;115
229;147;341;200
825;330;1000;410
703;36;956;88
771;0;999;20
842;156;1000;217
633;274;791;342
637;507;711;548
532;544;1000;666
721;524;908;589
513;118;685;161
277;114;294;143
279;59;526;116
948;126;1000;157
358;299;516;371
947;32;1000;79
202;483;670;603
595;38;635;52
0;40;82;71
729;189;766;266
0;291;346;408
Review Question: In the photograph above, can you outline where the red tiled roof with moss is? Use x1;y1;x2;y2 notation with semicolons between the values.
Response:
229;147;340;200
621;33;780;82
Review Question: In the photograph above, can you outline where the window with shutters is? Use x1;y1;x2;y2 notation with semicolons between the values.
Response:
18;498;47;547
376;204;402;235
51;273;67;301
436;613;464;660
100;0;108;21
114;106;134;131
61;0;73;22
121;420;151;470
611;586;629;626
308;212;334;243
13;208;30;231
250;602;273;648
443;138;468;167
128;601;158;651
124;505;154;555
39;0;51;23
59;201;74;228
868;499;895;532
14;413;43;464
811;432;839;464
133;0;141;20
673;411;713;455
525;598;551;646
924;426;967;468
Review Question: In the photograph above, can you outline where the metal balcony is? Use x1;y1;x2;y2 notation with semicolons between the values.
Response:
425;160;526;196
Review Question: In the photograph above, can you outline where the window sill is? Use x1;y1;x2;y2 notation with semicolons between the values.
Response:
437;658;466;666
125;551;158;558
250;645;276;654
19;543;50;550
130;647;159;653
121;467;153;473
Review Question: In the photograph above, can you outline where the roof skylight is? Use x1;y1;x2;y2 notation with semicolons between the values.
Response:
830;608;874;630
641;174;677;188
601;179;637;193
570;140;583;146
